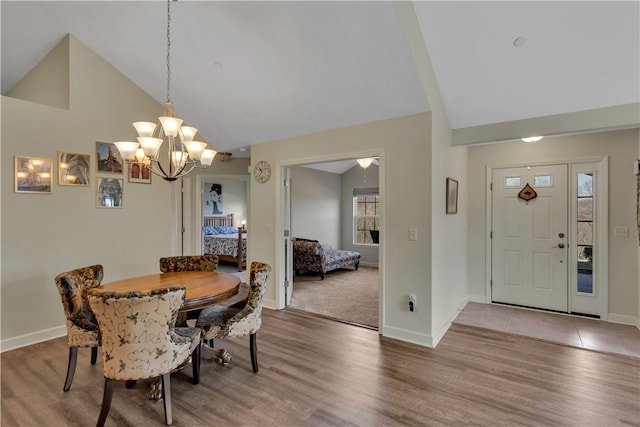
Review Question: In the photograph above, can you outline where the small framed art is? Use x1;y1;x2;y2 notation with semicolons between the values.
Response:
96;177;123;208
58;151;90;186
446;177;458;214
128;162;152;184
14;156;53;194
96;141;123;174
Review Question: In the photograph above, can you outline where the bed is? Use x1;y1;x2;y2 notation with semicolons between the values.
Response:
203;214;247;271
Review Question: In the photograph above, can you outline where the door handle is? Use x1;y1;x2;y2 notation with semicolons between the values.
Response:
553;243;566;248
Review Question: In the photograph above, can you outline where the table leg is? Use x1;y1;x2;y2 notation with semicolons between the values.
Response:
201;342;232;366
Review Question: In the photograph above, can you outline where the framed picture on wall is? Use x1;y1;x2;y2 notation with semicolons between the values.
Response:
128;162;152;184
14;156;53;194
58;151;90;186
204;182;223;215
95;141;123;174
96;177;123;208
446;177;458;214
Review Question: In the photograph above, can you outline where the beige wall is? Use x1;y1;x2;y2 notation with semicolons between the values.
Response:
250;113;437;345
290;166;342;247
0;35;181;349
467;129;639;321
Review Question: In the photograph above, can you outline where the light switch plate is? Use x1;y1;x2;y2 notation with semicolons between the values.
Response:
409;228;417;241
614;226;629;238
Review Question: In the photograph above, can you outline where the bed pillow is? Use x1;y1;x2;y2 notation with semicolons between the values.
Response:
203;226;219;235
214;226;238;234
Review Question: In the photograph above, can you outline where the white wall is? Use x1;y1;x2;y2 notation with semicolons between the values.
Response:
467;129;639;321
1;36;179;350
290;166;341;247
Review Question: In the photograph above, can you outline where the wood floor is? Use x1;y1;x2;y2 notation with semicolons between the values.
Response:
2;309;639;426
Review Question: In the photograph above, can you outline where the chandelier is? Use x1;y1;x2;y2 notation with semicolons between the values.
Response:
114;0;216;182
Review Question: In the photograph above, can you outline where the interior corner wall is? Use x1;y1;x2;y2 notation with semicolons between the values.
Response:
429;111;468;344
1;35;174;351
250;113;434;346
290;166;341;247
467;128;639;321
5;34;70;109
342;164;380;266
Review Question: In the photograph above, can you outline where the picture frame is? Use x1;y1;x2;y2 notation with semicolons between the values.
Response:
446;177;458;214
128;162;152;184
95;141;123;174
204;182;223;215
14;156;53;194
58;151;90;186
96;177;123;208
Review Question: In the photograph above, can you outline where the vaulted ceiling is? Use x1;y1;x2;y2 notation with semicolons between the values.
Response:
2;1;638;160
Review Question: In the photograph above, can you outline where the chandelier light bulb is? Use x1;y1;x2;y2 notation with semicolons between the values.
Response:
179;126;198;142
114;141;140;160
357;158;374;169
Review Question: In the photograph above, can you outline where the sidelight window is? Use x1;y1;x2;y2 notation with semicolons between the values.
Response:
577;172;594;295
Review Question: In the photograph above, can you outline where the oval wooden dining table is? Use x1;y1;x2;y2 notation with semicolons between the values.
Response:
97;270;241;400
99;270;241;312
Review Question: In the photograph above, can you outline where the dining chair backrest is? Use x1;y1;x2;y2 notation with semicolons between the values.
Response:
54;264;104;347
159;255;219;273
226;261;272;337
87;286;193;381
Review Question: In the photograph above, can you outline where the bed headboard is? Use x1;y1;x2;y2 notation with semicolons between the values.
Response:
203;214;234;228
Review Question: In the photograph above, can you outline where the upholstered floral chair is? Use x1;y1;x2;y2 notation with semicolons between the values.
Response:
159;255;219;273
53;264;104;392
196;261;271;372
87;286;201;427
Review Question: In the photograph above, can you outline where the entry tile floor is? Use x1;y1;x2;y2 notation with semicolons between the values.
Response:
454;302;640;358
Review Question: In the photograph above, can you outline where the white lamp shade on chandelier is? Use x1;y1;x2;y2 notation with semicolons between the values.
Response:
113;0;218;182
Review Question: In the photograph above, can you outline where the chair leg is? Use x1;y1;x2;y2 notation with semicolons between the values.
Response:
161;373;173;425
250;333;259;373
63;347;78;392
91;346;98;365
96;378;115;427
192;343;201;385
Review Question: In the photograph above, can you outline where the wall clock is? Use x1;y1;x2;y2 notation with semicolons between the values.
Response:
253;160;272;183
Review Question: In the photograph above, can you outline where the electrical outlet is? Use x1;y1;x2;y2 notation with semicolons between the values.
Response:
409;294;417;312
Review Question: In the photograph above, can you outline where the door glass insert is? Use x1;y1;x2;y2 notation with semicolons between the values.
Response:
577;172;594;294
504;176;521;187
534;174;553;187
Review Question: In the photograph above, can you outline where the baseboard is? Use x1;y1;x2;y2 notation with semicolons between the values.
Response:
263;298;277;311
359;262;378;268
608;312;640;328
381;325;434;348
467;294;488;304
1;325;66;353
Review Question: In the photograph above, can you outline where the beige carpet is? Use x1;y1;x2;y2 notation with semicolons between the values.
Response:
289;266;379;328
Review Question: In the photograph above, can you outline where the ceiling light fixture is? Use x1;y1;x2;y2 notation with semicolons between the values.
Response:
522;136;544;143
114;0;216;182
357;158;375;169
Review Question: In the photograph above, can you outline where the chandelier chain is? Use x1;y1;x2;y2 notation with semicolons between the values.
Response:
166;0;171;102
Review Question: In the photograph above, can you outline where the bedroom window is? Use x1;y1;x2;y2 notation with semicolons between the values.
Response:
353;187;379;245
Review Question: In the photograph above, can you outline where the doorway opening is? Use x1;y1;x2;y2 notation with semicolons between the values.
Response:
282;157;381;330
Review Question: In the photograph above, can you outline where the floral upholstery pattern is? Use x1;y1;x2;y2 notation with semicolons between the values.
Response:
87;286;201;381
54;264;104;347
292;238;360;279
159;255;219;273
197;262;271;341
203;234;247;258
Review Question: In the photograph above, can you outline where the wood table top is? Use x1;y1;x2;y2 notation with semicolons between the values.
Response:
99;271;241;312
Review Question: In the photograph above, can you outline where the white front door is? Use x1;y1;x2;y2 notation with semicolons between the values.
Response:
492;165;568;312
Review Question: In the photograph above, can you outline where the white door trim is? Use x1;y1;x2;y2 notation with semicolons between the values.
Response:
485;157;609;318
